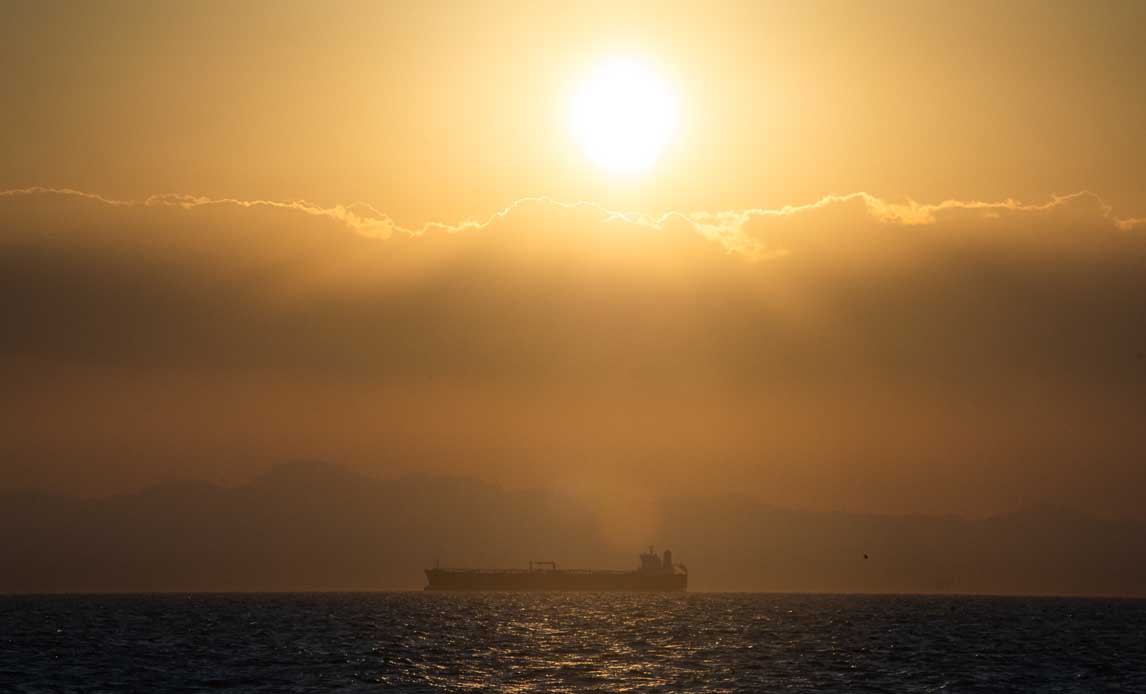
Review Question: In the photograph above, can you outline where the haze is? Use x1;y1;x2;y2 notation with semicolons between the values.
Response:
2;1;1145;593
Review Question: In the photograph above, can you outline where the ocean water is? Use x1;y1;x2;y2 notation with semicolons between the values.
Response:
2;593;1144;693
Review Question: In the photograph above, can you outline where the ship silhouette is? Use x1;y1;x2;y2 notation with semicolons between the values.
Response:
425;547;687;591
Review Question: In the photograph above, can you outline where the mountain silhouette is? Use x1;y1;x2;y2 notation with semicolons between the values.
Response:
2;462;1144;595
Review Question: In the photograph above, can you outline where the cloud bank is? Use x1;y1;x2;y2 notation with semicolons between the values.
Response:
4;185;1142;250
1;187;1144;519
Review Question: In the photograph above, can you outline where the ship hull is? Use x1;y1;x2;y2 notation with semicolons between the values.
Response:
424;569;687;592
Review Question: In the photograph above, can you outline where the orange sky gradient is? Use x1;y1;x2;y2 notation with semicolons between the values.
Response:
3;1;1146;539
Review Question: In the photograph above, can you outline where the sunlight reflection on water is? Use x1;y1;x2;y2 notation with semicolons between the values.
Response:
2;592;1144;692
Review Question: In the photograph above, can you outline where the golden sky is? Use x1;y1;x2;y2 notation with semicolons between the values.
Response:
2;1;1146;527
6;1;1146;221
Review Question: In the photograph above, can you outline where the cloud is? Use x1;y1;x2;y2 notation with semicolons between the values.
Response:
2;186;1145;515
7;186;1138;258
2;185;1143;382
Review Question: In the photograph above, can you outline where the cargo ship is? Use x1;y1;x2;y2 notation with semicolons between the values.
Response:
424;547;687;591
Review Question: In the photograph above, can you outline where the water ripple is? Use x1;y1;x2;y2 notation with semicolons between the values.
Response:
2;593;1144;693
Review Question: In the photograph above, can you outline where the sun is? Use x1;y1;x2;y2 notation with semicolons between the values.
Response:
571;59;679;177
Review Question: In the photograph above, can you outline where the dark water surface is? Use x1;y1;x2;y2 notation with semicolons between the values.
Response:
3;593;1144;692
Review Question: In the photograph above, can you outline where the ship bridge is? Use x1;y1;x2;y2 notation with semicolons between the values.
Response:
639;547;684;575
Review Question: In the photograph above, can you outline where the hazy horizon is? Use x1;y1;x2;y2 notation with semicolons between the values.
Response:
4;459;1144;596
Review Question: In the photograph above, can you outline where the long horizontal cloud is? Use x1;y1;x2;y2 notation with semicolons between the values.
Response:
1;183;1143;393
2;186;1145;516
4;186;1141;258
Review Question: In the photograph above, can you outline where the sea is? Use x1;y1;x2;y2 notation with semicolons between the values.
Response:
2;593;1144;693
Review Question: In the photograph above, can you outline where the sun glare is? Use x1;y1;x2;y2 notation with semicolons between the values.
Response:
571;59;678;177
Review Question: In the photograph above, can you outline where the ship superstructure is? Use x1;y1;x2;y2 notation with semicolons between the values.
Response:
424;547;687;591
